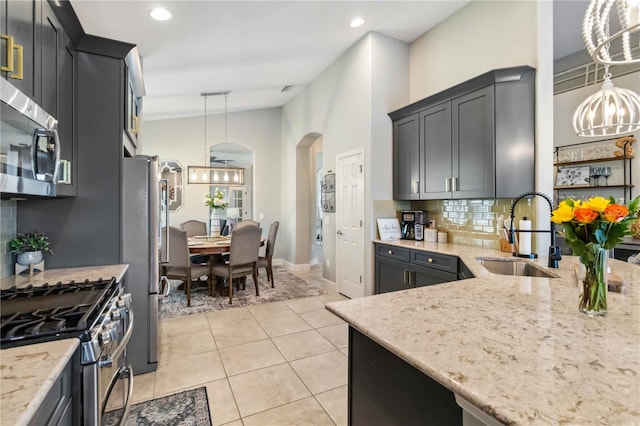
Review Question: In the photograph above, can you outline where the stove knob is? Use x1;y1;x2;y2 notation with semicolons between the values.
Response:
111;309;122;321
100;330;112;346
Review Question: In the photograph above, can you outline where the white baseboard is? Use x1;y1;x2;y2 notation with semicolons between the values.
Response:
276;259;312;272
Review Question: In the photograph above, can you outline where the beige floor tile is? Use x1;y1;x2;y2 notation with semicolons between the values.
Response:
228;363;310;417
300;309;345;329
272;330;335;361
317;323;349;349
258;314;312;337
205;378;241;426
211;321;268;348
248;301;296;320
340;347;348;357
318;293;349;303
160;329;216;360
131;371;156;404
290;350;348;395
284;296;326;314
316;385;348;426
242;396;334;425
160;313;210;338
219;420;243;426
206;307;253;330
154;351;226;397
219;339;286;376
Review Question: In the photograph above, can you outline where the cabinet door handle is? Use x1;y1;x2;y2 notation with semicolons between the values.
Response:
408;271;413;285
413;181;419;194
428;258;433;263
403;270;408;284
10;43;23;80
452;177;458;192
1;35;14;73
445;178;451;192
388;250;394;255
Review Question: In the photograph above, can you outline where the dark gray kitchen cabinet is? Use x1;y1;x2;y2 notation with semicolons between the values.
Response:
451;85;495;199
374;243;459;294
420;101;451;199
29;346;80;426
393;113;420;200
0;0;36;96
349;327;462;425
55;34;76;196
390;66;535;201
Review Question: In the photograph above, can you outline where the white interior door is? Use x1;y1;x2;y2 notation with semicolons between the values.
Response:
336;149;364;298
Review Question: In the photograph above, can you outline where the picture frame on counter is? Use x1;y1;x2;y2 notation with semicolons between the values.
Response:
377;218;401;240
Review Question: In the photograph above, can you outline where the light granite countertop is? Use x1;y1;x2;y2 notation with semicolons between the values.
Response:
0;264;128;425
326;240;640;425
0;339;79;426
0;264;129;290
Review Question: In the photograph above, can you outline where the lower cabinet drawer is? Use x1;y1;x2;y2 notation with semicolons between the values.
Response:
411;250;458;274
376;244;410;262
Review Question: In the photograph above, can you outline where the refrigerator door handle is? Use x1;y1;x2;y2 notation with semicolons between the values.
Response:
160;179;170;264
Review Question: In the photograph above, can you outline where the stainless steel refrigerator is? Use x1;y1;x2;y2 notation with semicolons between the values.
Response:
122;155;167;375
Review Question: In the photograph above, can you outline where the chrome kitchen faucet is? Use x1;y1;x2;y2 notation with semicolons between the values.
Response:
509;191;562;268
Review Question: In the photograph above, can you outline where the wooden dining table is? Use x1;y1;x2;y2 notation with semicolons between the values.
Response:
188;235;264;255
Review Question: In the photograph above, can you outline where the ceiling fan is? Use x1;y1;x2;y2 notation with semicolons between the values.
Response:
210;155;233;164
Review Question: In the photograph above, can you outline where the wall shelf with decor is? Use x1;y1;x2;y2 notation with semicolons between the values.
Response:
553;135;635;205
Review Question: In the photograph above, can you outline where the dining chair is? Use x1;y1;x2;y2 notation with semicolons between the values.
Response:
236;219;260;229
257;221;279;287
181;220;213;265
210;225;262;304
180;220;207;237
161;227;212;307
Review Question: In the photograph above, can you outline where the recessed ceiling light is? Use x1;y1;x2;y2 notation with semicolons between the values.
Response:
350;17;364;28
150;7;172;21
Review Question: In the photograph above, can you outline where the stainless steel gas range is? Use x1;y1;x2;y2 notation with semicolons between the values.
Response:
0;277;134;425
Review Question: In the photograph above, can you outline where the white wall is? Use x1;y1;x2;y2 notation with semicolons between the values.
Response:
281;32;409;290
409;0;537;101
142;107;283;257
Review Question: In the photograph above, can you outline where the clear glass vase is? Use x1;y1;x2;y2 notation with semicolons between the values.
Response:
578;247;608;317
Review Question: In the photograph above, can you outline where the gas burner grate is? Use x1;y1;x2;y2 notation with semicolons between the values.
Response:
0;278;113;300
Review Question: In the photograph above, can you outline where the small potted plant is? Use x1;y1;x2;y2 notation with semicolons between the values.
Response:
10;231;53;265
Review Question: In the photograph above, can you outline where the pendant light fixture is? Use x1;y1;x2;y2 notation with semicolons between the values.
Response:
188;90;244;184
582;0;640;66
573;65;640;136
573;0;640;136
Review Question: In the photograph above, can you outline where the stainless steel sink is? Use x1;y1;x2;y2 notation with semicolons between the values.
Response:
476;258;558;278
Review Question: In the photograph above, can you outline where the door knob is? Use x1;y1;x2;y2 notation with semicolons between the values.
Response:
337;230;343;235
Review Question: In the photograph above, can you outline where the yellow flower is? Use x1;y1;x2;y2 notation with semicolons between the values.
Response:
583;196;610;213
551;203;575;223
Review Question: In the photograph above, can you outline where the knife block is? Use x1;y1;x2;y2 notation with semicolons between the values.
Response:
500;240;515;253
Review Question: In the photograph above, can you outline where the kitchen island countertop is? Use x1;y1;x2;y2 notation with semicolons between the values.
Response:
0;264;129;290
327;240;640;425
0;338;79;426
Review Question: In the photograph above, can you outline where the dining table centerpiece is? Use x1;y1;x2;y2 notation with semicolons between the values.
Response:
552;196;639;317
205;188;228;236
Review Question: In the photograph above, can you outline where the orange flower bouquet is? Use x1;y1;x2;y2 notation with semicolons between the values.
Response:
552;196;639;316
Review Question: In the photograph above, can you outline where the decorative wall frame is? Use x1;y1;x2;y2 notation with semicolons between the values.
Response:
160;160;184;211
321;171;335;212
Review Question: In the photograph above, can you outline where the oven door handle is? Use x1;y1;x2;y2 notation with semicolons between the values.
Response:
101;364;134;425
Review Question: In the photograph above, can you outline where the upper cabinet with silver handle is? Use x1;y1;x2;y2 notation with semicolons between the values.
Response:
389;66;535;201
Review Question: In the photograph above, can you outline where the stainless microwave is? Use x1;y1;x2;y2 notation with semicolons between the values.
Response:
1;78;60;198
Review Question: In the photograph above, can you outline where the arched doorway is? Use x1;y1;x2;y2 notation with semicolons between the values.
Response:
295;132;326;276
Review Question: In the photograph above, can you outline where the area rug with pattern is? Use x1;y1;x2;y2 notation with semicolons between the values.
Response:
103;387;211;426
160;266;327;320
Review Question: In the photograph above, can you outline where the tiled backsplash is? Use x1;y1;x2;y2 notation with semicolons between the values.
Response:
1;200;17;278
375;198;536;250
